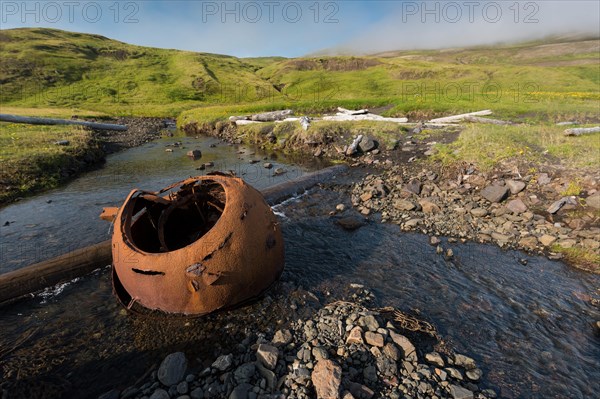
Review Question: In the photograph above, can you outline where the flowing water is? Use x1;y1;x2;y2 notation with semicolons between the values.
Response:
0;136;598;399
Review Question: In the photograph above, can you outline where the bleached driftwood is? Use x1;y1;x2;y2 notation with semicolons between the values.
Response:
229;115;249;122
337;107;369;115
251;109;293;122
235;120;262;126
463;116;514;125
346;135;363;156
322;114;408;123
563;127;600;136
428;110;492;124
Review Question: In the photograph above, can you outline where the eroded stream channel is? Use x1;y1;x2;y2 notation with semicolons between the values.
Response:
0;135;599;399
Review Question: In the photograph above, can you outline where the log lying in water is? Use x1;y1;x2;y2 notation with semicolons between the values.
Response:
0;165;348;305
0;114;127;131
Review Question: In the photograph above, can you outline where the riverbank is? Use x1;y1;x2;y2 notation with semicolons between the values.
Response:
180;116;600;273
98;284;497;399
0;117;169;206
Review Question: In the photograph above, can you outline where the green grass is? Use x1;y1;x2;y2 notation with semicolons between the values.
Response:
0;122;102;203
431;123;600;171
551;245;600;274
1;28;598;121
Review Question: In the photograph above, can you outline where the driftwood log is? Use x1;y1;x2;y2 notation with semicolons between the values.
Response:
463;116;514;125
0;114;127;131
251;109;293;122
563;127;600;136
428;110;492;124
0;165;348;305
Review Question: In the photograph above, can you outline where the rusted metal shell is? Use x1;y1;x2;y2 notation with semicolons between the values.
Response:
110;175;284;315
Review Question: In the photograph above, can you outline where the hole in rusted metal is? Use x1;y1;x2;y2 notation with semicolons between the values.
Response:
127;180;225;253
132;268;165;276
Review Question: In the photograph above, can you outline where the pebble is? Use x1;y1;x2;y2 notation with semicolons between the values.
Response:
158;352;187;386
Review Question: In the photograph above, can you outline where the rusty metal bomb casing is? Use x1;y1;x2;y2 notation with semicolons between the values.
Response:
110;175;284;315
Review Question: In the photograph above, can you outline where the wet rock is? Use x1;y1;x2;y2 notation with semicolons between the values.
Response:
158;352;187;386
98;389;120;399
229;383;252;399
425;352;445;367
177;381;189;394
335;216;367;231
149;389;170;399
547;197;569;214
480;185;509;203
446;248;454;259
363;364;378;382
506;199;528;214
506;179;526;194
186;149;202;159
429;236;441;246
312;359;342;399
263;163;273;169
454;354;476;369
190;387;203;399
449;384;473;399
466;368;483;381
446;367;463;380
273;168;286;176
404;218;422;228
336;204;346;212
212;354;233;371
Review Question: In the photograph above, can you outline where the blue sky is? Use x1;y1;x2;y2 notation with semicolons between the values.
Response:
1;1;598;57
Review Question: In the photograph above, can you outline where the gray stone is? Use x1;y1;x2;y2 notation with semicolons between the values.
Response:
506;199;527;214
383;343;401;361
229;383;252;399
445;367;463;380
361;315;380;332
272;329;293;347
98;389;120;399
348;382;375;399
358;136;376;153
234;363;256;382
312;346;329;361
481;185;509;203
177;381;189;395
149;389;170;399
54;140;70;146
586;193;600;209
212;354;233;371
364;331;384;347
429;236;441;246
186;149;202;159
449;384;473;399
394;199;416;211
470;208;488;217
453;354;476;369
255;362;277;391
537;173;551;185
539;234;557;246
257;344;278;370
506;179;526;194
190;387;204;399
425;352;445;367
158;352;187;386
404;179;423;195
466;368;483;381
547;197;569;214
389;330;417;361
263;162;273;169
363;365;378;382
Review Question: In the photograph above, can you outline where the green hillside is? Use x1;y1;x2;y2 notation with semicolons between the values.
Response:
1;28;598;120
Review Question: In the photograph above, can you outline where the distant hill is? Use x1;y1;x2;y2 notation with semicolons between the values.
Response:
1;28;598;117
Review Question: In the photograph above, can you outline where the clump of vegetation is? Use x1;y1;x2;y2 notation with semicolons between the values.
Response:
551;245;600;274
